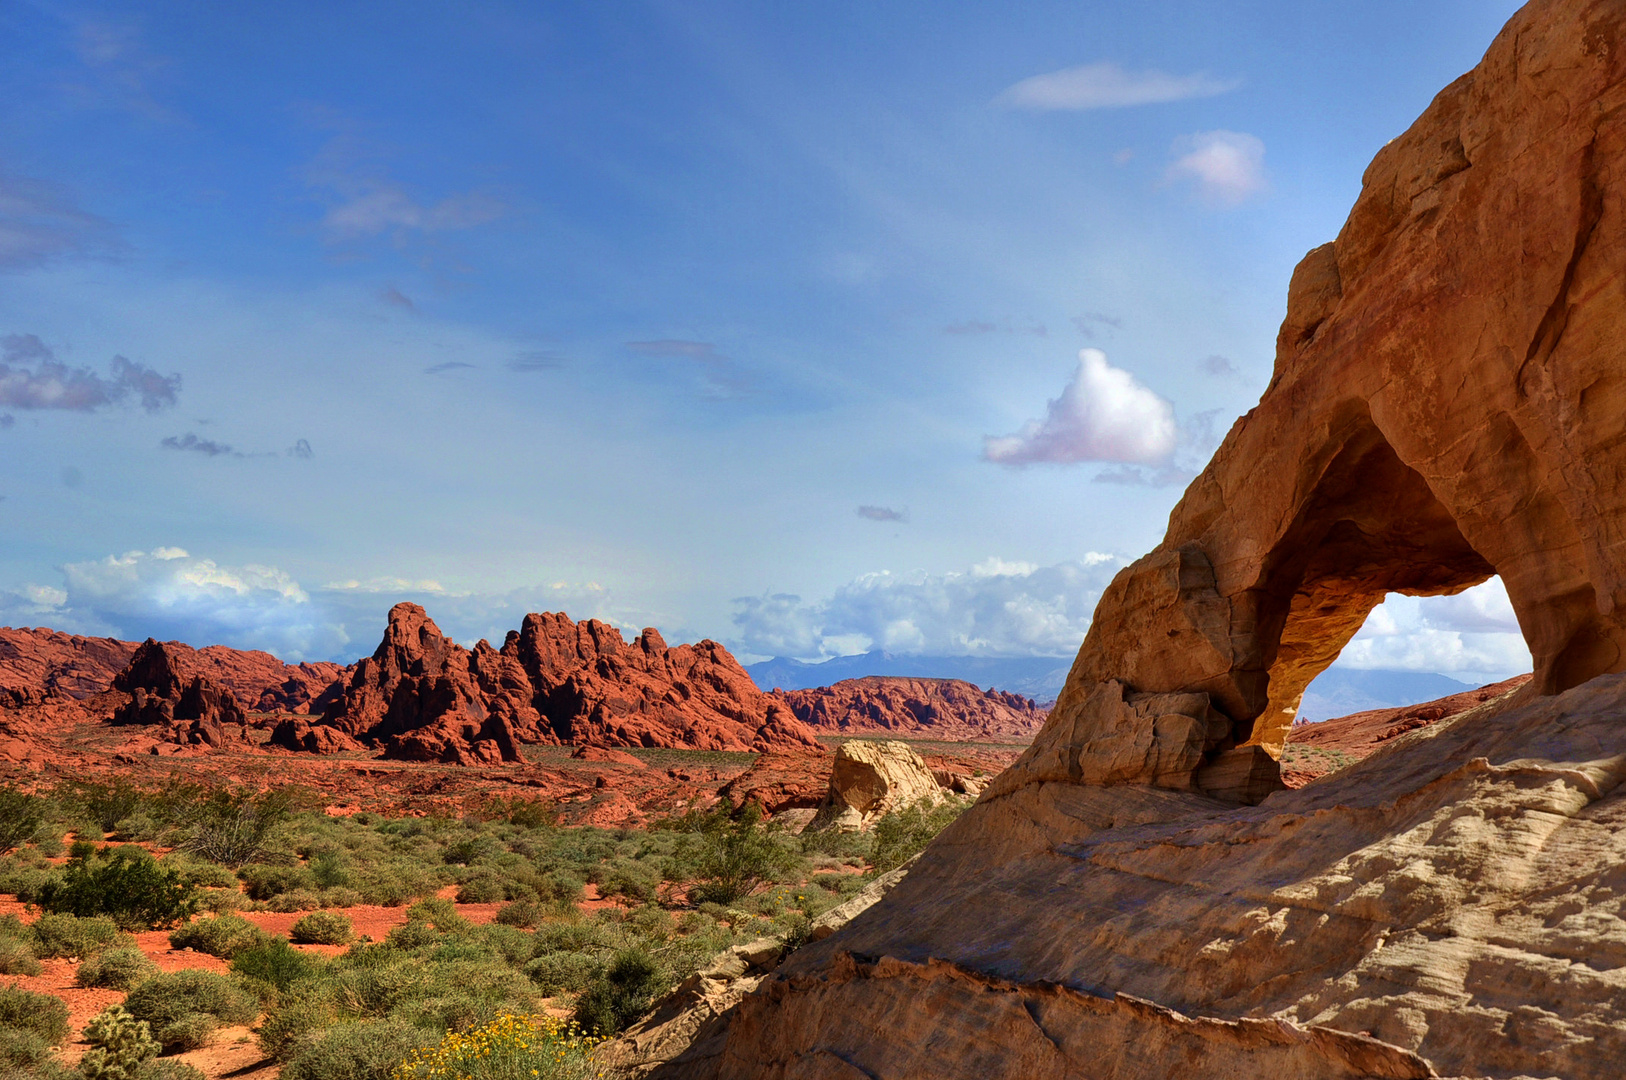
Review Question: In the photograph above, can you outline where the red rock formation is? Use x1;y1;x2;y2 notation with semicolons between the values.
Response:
110;639;249;749
1282;674;1531;786
717;751;831;815
283;604;822;763
776;677;1047;742
0;625;348;713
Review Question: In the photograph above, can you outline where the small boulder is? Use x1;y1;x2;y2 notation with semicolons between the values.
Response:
808;740;942;833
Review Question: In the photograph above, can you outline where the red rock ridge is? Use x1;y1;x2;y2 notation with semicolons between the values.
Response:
111;639;252;750
774;676;1048;742
277;603;822;763
0;625;350;713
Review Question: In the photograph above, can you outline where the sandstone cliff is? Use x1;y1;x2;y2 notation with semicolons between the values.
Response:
111;639;251;749
774;677;1046;742
659;3;1626;1076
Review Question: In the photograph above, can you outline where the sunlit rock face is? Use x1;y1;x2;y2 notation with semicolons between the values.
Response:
648;3;1626;1077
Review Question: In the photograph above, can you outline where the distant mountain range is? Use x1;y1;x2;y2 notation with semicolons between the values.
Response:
746;653;1511;721
746;651;1073;701
1296;667;1485;721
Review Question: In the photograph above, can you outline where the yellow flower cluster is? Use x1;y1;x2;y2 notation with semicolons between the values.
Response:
392;1012;604;1080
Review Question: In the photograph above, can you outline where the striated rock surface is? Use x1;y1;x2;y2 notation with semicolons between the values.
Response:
287;603;823;763
808;740;942;832
716;752;831;816
662;4;1626;1077
774;677;1046;742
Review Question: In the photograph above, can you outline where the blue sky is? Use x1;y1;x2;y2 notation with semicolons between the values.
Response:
0;0;1533;681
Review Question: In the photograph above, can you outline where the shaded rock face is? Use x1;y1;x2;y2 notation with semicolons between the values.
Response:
289;603;822;763
666;4;1626;1078
717;751;831;815
110;640;248;748
774;677;1047;742
809;740;941;832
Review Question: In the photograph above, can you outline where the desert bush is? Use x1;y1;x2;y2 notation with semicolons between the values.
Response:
384;921;440;951
572;949;660;1036
158;855;237;890
255;999;334;1063
677;803;798;905
33;832;64;858
290;912;354;945
59;778;148;836
280;1020;430;1080
239;863;314;901
452;874;505;904
122;970;258;1050
404;898;464;932
0;788;44;855
231;938;323;992
36;849;197;930
0;936;41;977
591;858;658;903
493;898;543;929
133;1062;206;1080
264;890;326;913
867;798;968;874
75;947;159;991
523;952;600;996
0;856;59;903
27;914;130;959
0;1027;58;1073
394;1012;596;1080
167;914;268;959
78;1005;159;1080
0;985;70;1045
172;789;296;869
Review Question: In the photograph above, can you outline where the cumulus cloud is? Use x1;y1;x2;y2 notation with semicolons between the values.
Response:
731;555;1123;661
856;505;907;523
985;349;1176;467
0;335;179;412
1335;578;1531;680
1090;406;1231;488
0;171;118;271
626;339;753;399
1166;130;1267;206
998;62;1239;110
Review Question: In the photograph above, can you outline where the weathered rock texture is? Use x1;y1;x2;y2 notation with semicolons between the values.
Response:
774;677;1047;742
808;740;942;832
110;640;250;749
660;3;1626;1077
284;603;822;763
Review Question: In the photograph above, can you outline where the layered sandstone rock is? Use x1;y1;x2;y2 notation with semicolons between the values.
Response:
808;740;942;832
716;751;831;815
662;4;1626;1077
284;603;822;763
774;677;1047;742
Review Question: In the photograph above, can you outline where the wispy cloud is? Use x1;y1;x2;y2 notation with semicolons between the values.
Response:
1071;313;1122;339
161;433;239;457
998;62;1239;111
984;348;1176;467
304;133;505;245
0;171;118;271
856;505;907;523
944;320;1046;337
0;334;179;412
424;361;475;375
287;438;314;459
1166;130;1267;206
64;18;181;122
1201;354;1239;377
626;339;753;399
380;286;415;309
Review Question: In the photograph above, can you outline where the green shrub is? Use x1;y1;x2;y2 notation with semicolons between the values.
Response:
231;938;322;993
75;947;159;991
452;874;505;904
0;985;70;1044
158;856;238;890
0;1027;55;1072
867;798;967;873
28;914;130;959
36;850;197;930
289;912;354;946
493;898;543;929
33;832;65;858
0;857;60;903
173;789;295;869
0;935;41;976
168;914;269;958
677;803;798;905
239;864;314;901
255;999;333;1063
78;1005;159;1080
384;921;440;951
133;1061;206;1080
122;970;259;1050
524;952;600;996
0;787;44;855
60;778;149;835
573;949;661;1036
280;1020;431;1080
68;839;99;861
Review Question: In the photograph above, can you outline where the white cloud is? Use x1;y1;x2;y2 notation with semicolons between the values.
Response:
0;335;180;412
321;186;504;239
998;62;1239;111
984;349;1176;466
1334;578;1531;680
731;555;1124;661
1166;130;1267;206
